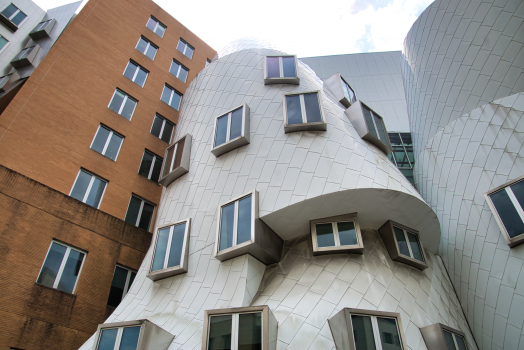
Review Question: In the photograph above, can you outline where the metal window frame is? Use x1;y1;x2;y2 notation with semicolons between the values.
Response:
135;36;158;60
95;323;144;350
108;89;137;120
350;312;404;350
69;169;108;209
0;35;9;53
93;320;174;350
211;103;250;157
170;59;189;83
393;224;425;262
420;323;469;350
263;55;299;85
378;220;428;270
126;194;155;229
177;38;194;59
150;113;174;143
484;175;524;247
282;90;327;133
90;124;124;161
161;84;182;110
139;149;162;181
158;134;192;187
111;264;137;303
310;213;364;255
340;76;356;105
123;60;149;87
146;16;166;38
37;240;87;294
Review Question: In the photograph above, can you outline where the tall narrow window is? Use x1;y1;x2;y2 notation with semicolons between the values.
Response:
146;16;166;37
123;61;148;87
283;91;326;133
362;104;388;145
135;36;158;60
0;35;8;51
218;193;253;251
138;150;163;182
90;125;124;161
311;213;363;255
125;195;155;230
107;265;136;308
70;169;107;208
176;38;194;59
159;134;191;187
169;59;189;83
393;225;425;262
37;241;86;294
378;220;428;270
160;84;182;110
264;55;299;84
341;77;356;105
1;3;26;26
212;104;250;157
108;89;137;120
150;113;174;143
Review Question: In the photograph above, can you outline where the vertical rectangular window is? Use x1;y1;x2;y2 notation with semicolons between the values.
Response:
37;241;86;294
161;84;182;110
125;195;155;230
123;61;148;87
96;326;141;350
90;125;124;161
0;35;8;51
135;36;158;60
341;78;356;104
108;89;137;120
138;150;163;182
207;312;262;350
150;114;174;143
70;169;107;208
146;16;166;37
218;193;253;251
169;59;189;83
393;225;425;262
151;221;189;272
107;265;137;308
176;38;194;59
213;107;244;147
1;3;26;26
362;104;390;147
284;92;325;132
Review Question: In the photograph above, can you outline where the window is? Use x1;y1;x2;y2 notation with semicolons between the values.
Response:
11;45;38;68
264;55;299;85
108;89;137;120
325;73;357;108
202;306;278;350
29;18;55;40
212;104;250;157
94;320;174;350
70;169;107;208
176;38;194;59
378;220;428;270
148;219;190;280
150;113;174;143
205;58;211;66
146;16;166;37
123;61;148;87
329;309;407;350
90;125;124;161
159;134;192;187
138;150;163;183
36;241;86;294
32;19;52;32
135;36;158;60
96;325;141;350
169;59;189;83
0;35;8;52
1;3;26;26
388;132;414;184
0;73;12;92
218;193;253;252
107;265;136;308
485;176;524;247
341;77;356;105
311;213;364;255
420;323;469;350
283;91;326;133
160;84;182;110
125;195;155;230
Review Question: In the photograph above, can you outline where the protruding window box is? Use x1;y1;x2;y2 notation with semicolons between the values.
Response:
29;18;55;40
10;44;39;68
420;323;469;350
311;213;364;255
211;104;250;157
283;91;327;133
378;220;428;270
0;3;27;31
214;190;283;265
0;71;19;93
264;55;299;85
93;319;174;350
324;72;357;108
345;100;392;155
158;134;191;187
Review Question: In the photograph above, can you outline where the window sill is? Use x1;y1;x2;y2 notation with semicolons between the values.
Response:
284;121;327;133
211;135;249;157
147;264;187;281
158;165;188;187
264;76;300;85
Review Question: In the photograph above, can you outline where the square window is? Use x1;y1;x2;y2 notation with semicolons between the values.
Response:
94;320;174;350
138;150;163;183
70;169;107;208
146;16;166;37
108;89;137;120
107;265;136;308
264;55;299;85
11;44;39;68
147;219;191;281
311;213;364;255
378;220;428;270
150;113;175;143
90;125;124;161
169;59;189;83
161;84;182;110
123;60;149;87
0;3;27;29
125;195;155;230
176;38;194;60
36;240;86;294
485;176;524;247
283;91;327;133
211;104;250;157
421;323;469;350
29;18;55;40
325;73;357;108
159;134;192;187
135;36;158;60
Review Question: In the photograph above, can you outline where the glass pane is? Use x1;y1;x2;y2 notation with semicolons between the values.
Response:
351;315;377;350
510;180;524;210
362;106;378;139
11;9;26;26
162;145;175;177
134;68;147;87
346;83;356;103
316;223;335;247
0;36;7;50
123;62;137;81
377;317;402;350
136;37;147;54
85;177;106;208
454;335;467;350
388;133;402;145
177;40;185;53
237;195;252;245
374;114;389;144
400;169;414;184
37;242;67;288
119;326;141;350
146;17;156;32
208;315;232;350
145;44;156;60
491;189;524;238
125;196;142;226
20;46;33;59
304;93;322;123
139;152;153;178
91;126;110;155
219;203;235;251
161;121;174;143
170;61;180;77
393;226;411;257
107;266;128;307
105;133;123;161
138;202;154;230
57;249;84;293
230;108;243;140
161;86;172;105
151;227;170;271
342;80;352;101
185;46;194;60
167;223;186;268
405;146;414;165
151;156;163;182
393;147;410;168
155;24;165;37
70;170;91;202
98;328;118;350
121;97;136;120
406;231;425;262
443;330;457;350
170;91;181;110
282;56;296;77
337;222;358;246
286;95;302;125
2;4;17;18
267;57;279;78
173;138;184;168
109;90;124;114
400;133;412;144
215;114;228;147
150;115;163;138
238;313;262;350
178;66;188;83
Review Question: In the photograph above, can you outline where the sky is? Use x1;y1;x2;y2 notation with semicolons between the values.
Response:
32;0;434;57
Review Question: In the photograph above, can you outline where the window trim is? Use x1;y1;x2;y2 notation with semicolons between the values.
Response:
158;134;192;187
170;59;189;83
69;169;108;209
108;89;138;120
378;220;428;270
263;55;300;85
139;149;163;182
150;113;175;143
107;264;137;307
161;84;182;110
135;36;158;60
177;38;194;59
90;124;124;161
420;323;469;350
282;90;327;133
310;213;364;255
147;218;191;281
485;175;524;247
125;194;155;230
211;103;250;157
146;15;166;38
123;60;149;87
